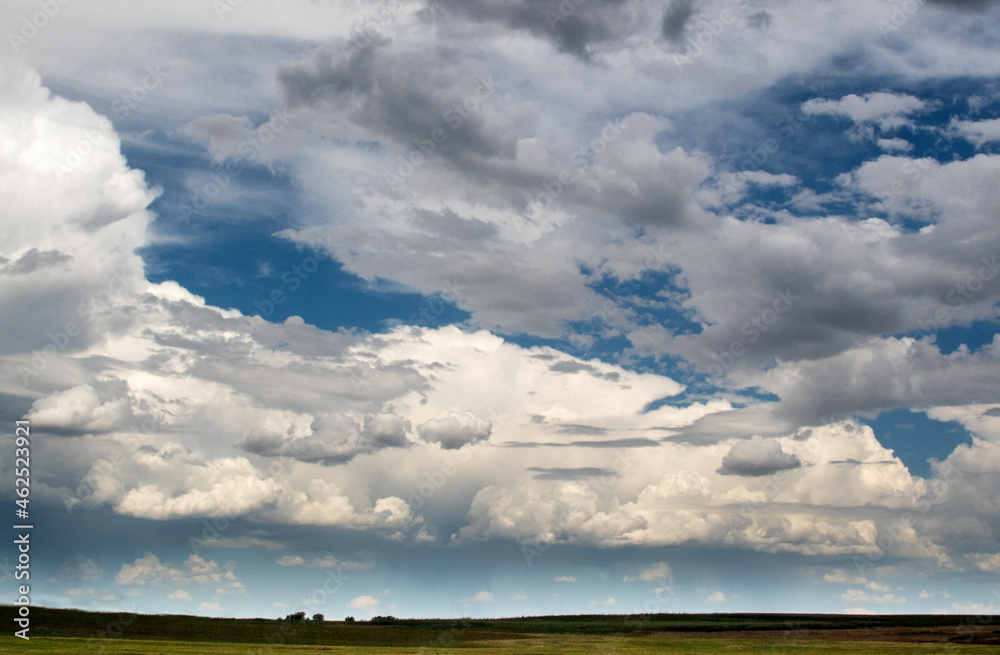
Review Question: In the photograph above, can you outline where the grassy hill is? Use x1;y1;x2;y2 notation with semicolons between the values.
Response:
2;605;998;648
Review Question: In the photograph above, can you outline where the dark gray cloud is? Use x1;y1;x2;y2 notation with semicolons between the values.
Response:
418;411;492;449
241;412;411;465
984;407;1000;417
746;11;772;30
555;423;608;436
278;37;513;163
927;0;998;8
717;436;801;476
528;466;618;480
429;0;633;60
363;412;412;449
661;0;696;42
763;337;1000;425
2;248;73;275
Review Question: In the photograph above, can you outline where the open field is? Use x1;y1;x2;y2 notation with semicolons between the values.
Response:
2;633;1000;655
0;607;997;654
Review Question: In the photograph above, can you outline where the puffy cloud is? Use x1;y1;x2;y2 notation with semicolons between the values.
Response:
553;576;577;583
114;553;237;589
472;591;494;603
878;138;913;153
349;594;379;609
758;338;1000;424
950;118;1000;148
278;37;517;167
717;437;801;477
114;553;185;586
168;590;192;601
27;385;130;434
115;458;284;520
418;411;492;450
363;412;412;449
240;415;368;466
0;63;156;362
801;92;925;130
458;421;939;557
706;591;726;603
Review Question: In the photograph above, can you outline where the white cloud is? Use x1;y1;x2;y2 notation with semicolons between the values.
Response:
276;554;371;569
878;138;912;153
842;589;907;604
28;385;130;434
624;562;671;582
591;597;616;606
473;591;494;603
195;536;286;551
349;595;380;610
6;0;1000;611
950;118;1000;148
553;576;577;583
114;553;185;586
706;591;726;603
116;458;284;520
823;571;868;585
966;552;1000;573
114;553;240;589
199;601;221;613
801;92;925;130
168;590;192;601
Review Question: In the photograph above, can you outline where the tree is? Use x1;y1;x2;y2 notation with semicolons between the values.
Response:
285;611;307;621
344;616;356;624
312;613;325;622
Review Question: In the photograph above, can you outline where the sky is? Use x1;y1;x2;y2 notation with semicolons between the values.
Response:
2;0;1000;623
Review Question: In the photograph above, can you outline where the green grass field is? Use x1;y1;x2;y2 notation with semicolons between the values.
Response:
0;606;997;654
1;634;999;655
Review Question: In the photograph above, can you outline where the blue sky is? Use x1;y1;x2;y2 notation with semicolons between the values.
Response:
2;0;1000;622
